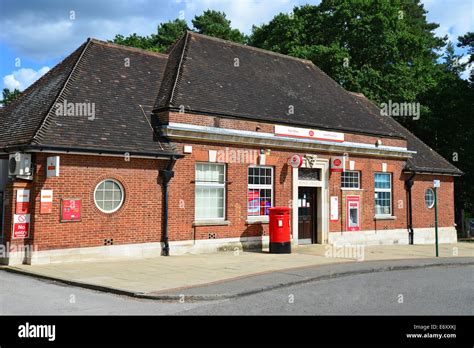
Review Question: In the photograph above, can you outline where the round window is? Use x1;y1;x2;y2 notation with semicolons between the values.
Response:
425;188;435;209
94;179;124;213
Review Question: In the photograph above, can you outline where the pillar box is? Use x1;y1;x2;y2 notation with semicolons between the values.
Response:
268;207;291;254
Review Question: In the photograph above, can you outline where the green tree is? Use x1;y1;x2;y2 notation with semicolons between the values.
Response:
250;1;443;105
112;33;157;51
112;10;245;52
418;41;474;212
1;88;21;106
154;19;189;51
192;10;246;43
458;32;474;82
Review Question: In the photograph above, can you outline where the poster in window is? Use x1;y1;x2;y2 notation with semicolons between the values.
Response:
61;198;82;222
248;191;260;215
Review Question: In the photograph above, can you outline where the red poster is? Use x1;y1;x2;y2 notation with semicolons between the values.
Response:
61;199;82;222
346;195;361;232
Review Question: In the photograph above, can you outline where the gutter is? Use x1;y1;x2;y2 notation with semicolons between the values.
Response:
4;144;182;160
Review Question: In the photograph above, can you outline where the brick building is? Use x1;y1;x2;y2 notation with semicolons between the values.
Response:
0;32;462;265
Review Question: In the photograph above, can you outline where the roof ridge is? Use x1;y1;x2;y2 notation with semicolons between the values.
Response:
167;31;190;106
187;31;314;65
90;38;169;57
0;46;83;111
31;39;92;144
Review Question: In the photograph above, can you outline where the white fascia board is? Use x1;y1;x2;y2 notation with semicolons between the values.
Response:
166;122;416;157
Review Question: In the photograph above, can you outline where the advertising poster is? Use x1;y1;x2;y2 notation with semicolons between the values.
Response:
247;191;260;215
61;198;82;222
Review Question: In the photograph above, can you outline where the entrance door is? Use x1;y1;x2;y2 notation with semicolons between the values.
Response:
298;187;317;244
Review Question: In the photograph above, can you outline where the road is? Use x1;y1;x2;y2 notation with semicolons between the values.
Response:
0;264;473;315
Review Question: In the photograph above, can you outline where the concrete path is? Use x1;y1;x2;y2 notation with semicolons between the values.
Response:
3;243;473;299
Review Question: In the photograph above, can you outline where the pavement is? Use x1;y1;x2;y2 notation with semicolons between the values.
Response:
2;243;473;300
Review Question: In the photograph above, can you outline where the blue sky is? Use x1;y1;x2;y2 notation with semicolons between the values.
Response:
0;0;472;92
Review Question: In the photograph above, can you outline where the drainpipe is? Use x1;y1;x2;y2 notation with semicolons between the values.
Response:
160;156;178;256
405;172;416;245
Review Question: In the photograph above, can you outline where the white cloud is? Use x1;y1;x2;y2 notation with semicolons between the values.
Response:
421;0;473;43
3;67;50;91
181;0;314;33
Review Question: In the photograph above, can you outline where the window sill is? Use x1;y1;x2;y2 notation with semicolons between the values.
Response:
245;217;269;225
374;215;397;220
192;220;230;227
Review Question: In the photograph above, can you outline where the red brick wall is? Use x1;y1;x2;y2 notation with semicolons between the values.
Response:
3;148;456;252
4;153;167;251
408;174;455;228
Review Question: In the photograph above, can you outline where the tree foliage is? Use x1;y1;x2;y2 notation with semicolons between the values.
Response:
112;10;245;52
1;88;21;106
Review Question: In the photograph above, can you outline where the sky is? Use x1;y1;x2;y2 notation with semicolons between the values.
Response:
0;0;472;92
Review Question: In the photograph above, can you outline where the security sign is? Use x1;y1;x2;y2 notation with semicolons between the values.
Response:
13;214;30;239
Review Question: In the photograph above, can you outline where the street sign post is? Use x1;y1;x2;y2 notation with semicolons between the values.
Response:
433;180;440;257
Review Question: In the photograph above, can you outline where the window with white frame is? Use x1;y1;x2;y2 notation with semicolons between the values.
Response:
374;173;392;215
341;171;360;189
195;163;225;220
425;188;435;209
247;166;273;217
94;179;124;213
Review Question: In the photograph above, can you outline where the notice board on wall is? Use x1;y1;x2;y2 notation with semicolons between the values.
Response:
61;198;81;222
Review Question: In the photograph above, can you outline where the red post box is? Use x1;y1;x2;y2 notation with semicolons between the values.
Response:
268;207;291;254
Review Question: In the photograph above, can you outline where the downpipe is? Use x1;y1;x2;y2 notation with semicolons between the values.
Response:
160;156;178;256
405;172;416;245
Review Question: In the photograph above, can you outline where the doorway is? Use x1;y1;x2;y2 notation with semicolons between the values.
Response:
298;187;317;244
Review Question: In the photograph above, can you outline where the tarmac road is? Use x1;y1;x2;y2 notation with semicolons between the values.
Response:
1;263;473;315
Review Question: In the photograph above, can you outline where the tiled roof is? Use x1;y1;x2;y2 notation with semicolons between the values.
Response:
349;92;462;175
1;33;461;175
154;31;404;139
0;39;177;157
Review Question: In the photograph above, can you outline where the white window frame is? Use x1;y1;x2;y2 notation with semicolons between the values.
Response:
374;172;392;216
247;166;274;219
94;179;125;214
425;188;435;209
195;163;226;221
341;170;361;189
